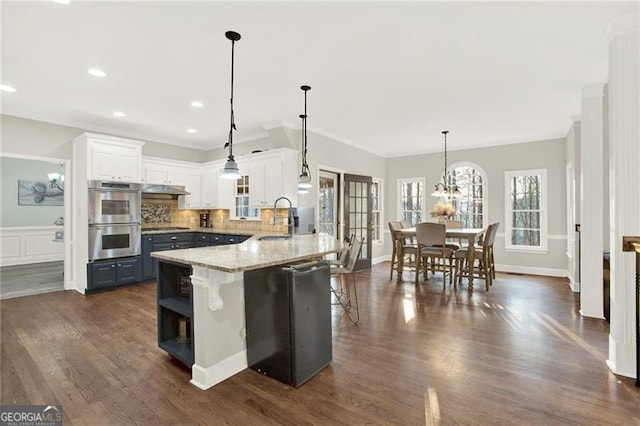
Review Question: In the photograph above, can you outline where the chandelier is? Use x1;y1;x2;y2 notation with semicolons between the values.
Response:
431;130;461;198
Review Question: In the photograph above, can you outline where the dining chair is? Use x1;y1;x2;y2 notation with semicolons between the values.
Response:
388;221;417;279
443;220;463;250
454;222;500;291
330;237;363;324
415;222;455;287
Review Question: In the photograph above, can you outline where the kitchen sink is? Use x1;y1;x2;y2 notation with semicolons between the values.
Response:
256;235;291;241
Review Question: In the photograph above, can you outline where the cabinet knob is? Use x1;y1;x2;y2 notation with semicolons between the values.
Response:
112;264;116;268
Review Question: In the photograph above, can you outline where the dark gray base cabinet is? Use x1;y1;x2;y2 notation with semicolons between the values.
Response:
157;260;194;367
143;233;194;281
142;232;251;282
87;257;141;290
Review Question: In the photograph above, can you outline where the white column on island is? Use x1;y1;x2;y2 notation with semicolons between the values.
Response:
579;83;605;319
190;266;248;390
605;13;639;379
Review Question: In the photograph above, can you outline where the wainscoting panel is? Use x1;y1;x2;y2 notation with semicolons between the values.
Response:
0;227;64;266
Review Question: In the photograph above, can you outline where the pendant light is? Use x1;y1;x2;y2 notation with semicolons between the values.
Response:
220;30;242;180
297;85;312;193
431;130;461;198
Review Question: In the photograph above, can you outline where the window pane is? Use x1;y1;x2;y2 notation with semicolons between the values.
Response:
507;170;544;248
447;165;484;228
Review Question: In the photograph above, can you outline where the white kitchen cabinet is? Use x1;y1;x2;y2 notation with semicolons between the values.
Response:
217;174;235;211
74;133;145;183
248;149;298;207
142;161;189;186
200;164;220;209
178;171;202;209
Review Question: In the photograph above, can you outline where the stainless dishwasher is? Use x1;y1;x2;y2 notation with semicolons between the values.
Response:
244;260;332;387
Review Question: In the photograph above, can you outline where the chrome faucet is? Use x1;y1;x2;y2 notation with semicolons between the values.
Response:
273;196;294;237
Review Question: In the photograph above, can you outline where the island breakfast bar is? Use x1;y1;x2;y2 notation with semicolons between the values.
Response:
151;233;344;390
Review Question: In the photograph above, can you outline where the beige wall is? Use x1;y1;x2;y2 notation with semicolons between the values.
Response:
1;114;206;163
386;137;568;273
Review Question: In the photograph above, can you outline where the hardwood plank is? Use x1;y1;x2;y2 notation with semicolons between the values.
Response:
1;265;638;424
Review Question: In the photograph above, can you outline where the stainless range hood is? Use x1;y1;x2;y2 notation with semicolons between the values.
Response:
141;184;190;197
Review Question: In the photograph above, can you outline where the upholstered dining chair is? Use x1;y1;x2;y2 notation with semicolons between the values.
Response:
443;220;463;250
415;222;455;287
388;221;417;279
330;237;363;324
454;222;500;291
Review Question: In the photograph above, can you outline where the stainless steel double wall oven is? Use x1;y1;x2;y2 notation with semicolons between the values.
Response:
88;180;141;261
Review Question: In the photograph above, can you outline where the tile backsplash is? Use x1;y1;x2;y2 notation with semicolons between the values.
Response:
141;203;171;223
141;198;288;233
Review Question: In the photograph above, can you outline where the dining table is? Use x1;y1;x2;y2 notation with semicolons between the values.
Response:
397;227;485;290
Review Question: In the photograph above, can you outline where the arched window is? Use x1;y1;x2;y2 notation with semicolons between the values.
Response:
445;162;487;229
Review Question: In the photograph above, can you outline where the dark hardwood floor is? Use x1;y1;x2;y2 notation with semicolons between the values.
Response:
1;264;638;425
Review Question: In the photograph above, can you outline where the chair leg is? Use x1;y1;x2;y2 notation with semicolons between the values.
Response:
390;242;397;280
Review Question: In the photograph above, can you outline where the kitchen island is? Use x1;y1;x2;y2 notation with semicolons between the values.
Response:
151;233;344;390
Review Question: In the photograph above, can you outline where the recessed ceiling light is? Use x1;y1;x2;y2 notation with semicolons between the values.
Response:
52;0;71;4
0;84;16;92
88;68;107;78
113;111;126;117
187;129;197;134
190;101;204;108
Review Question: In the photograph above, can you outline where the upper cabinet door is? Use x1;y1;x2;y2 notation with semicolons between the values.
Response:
248;156;285;207
89;141;142;182
178;171;201;209
200;165;219;208
143;164;169;184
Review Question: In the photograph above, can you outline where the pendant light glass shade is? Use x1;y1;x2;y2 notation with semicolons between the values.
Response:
220;157;241;180
220;30;242;180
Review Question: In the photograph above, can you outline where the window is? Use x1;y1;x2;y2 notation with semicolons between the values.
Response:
398;178;424;225
505;169;547;251
371;178;383;244
234;175;260;219
445;162;486;228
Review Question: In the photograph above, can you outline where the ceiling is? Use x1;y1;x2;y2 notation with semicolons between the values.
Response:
1;1;637;158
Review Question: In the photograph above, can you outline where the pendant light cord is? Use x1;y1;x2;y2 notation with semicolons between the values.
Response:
228;37;236;157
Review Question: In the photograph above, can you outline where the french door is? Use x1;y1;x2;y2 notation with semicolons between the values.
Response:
318;170;340;239
344;173;372;271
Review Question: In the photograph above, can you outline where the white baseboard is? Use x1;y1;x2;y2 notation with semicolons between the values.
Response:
1;227;64;267
566;272;580;292
372;255;391;265
495;264;569;278
190;350;247;390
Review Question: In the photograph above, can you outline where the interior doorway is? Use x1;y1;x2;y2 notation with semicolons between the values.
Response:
318;170;341;240
344;173;372;271
0;154;70;298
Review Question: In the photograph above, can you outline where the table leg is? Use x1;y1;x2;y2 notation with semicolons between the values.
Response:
397;242;404;279
414;245;421;285
467;236;475;291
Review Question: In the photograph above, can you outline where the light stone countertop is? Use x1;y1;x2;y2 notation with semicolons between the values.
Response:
141;227;259;236
150;233;344;273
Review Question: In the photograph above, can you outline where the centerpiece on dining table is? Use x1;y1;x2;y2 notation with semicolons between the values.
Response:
430;202;456;223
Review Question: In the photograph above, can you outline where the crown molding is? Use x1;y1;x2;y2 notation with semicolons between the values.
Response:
605;13;639;44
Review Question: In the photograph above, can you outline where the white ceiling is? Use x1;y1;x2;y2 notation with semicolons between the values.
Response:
1;1;637;157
